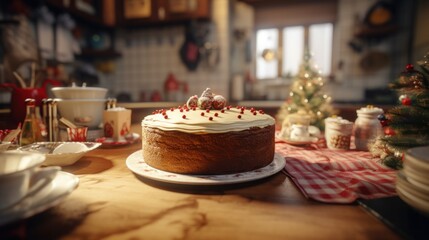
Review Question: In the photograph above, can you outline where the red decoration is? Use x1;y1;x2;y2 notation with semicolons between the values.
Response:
182;115;186;119
212;95;226;110
214;113;219;117
209;117;213;121
238;115;242;119
186;95;198;108
104;122;113;138
201;112;205;116
401;97;411;106
198;96;212;110
384;127;395;136
120;123;129;136
406;64;414;71
380;119;389;127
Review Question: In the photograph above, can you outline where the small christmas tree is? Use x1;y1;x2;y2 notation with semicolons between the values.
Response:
276;50;335;130
370;52;429;169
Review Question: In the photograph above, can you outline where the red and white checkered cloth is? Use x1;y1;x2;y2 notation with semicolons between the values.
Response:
276;138;397;203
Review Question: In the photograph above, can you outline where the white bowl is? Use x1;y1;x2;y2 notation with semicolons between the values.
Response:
0;142;11;152
18;142;101;166
56;99;106;129
51;86;108;99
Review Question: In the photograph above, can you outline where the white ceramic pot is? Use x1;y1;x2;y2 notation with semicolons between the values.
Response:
56;99;106;129
51;86;108;99
353;106;384;151
324;117;353;150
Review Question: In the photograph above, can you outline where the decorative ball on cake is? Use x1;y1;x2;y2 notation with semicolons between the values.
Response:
198;96;213;110
200;88;214;99
186;95;198;108
212;95;226;110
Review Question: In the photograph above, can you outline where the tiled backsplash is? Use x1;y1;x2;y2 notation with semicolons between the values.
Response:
105;0;230;102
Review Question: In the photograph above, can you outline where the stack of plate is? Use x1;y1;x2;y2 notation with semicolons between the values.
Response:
396;146;429;215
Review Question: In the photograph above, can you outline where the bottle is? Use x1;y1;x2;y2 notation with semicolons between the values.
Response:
20;98;40;146
51;100;60;142
353;105;384;151
35;106;47;141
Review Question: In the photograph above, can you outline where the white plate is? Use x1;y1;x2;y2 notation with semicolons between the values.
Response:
396;171;429;201
403;164;429;185
0;171;79;226
126;150;285;185
397;185;429;215
96;133;141;148
405;146;429;171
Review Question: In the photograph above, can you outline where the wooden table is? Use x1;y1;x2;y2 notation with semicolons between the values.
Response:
6;125;400;239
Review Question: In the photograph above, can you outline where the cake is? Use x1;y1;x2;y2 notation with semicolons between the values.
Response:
141;89;276;175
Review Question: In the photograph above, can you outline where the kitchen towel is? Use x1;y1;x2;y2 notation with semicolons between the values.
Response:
276;138;397;203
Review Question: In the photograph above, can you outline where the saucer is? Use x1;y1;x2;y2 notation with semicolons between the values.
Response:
0;171;79;226
96;133;140;148
276;133;318;146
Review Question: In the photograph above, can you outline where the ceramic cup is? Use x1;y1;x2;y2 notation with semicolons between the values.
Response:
67;127;88;142
324;117;354;150
290;124;310;141
103;107;131;141
0;151;60;210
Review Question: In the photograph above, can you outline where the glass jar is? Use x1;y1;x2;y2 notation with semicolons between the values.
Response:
353;106;384;151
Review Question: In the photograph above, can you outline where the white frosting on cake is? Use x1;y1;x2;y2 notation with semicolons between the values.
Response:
142;107;275;133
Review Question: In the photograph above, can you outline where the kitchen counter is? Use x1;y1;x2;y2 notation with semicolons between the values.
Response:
0;124;400;239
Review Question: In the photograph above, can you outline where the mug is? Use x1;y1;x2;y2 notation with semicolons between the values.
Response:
0;151;60;210
324;117;354;150
1;79;61;124
290;124;310;140
11;87;47;123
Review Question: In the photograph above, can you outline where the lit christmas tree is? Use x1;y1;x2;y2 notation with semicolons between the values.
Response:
276;50;335;130
370;52;429;169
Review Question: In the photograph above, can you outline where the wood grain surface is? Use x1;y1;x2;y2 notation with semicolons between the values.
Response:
18;125;399;239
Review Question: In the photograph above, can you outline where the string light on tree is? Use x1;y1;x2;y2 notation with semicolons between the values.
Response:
276;48;336;130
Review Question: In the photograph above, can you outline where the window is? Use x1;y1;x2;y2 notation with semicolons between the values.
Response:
256;29;278;79
256;23;333;79
256;23;333;80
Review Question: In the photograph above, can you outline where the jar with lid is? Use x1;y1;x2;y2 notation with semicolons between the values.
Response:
353;106;384;151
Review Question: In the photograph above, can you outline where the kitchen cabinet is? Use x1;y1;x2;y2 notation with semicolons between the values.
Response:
117;0;211;27
45;0;108;27
45;0;121;60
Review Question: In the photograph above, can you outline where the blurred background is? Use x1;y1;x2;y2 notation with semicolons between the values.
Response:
0;0;427;107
